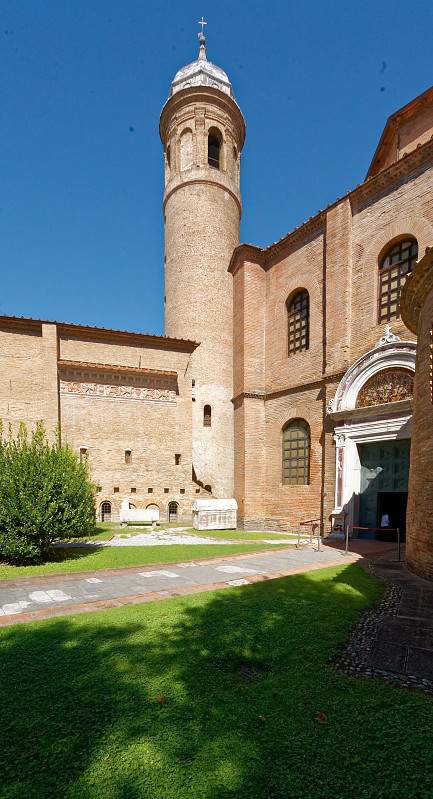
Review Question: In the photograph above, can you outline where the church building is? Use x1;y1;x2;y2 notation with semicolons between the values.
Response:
1;32;433;539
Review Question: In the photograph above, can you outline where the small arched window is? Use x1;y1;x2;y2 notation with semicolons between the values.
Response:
282;419;310;485
287;290;309;355
100;501;112;522
208;129;222;169
166;145;171;168
168;501;178;522
379;238;418;323
203;404;212;427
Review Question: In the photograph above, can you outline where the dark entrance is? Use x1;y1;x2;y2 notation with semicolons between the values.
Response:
358;439;410;538
376;491;407;540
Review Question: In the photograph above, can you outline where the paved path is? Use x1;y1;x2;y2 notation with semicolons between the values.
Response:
0;544;360;626
366;555;433;686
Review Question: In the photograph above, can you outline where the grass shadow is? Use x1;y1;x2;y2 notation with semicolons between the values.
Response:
0;563;432;798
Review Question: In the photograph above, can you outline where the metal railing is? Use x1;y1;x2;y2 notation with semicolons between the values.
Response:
345;525;402;561
298;518;321;551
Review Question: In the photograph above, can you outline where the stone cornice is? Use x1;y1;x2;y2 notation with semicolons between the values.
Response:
57;360;178;378
231;372;345;404
401;247;433;333
163;166;242;215
330;398;412;422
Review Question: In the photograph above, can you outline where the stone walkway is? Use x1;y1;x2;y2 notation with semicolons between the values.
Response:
0;544;361;626
335;551;433;692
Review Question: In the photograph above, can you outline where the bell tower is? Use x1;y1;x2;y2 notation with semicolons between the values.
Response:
160;28;245;498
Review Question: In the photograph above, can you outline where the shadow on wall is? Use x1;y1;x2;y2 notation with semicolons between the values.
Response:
0;565;431;798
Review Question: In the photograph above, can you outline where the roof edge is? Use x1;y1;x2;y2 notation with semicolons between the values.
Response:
367;84;433;179
228;244;264;275
230;132;433;273
0;314;199;353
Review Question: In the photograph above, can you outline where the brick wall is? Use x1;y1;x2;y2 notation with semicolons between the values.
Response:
0;317;205;522
406;286;433;578
232;155;433;533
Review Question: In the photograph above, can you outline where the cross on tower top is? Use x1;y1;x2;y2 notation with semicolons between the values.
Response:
197;17;207;35
197;17;207;60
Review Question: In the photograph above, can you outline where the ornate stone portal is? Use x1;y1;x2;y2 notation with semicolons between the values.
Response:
328;336;416;534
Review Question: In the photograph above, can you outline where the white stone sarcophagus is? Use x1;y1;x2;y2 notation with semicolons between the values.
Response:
119;499;160;524
192;498;237;531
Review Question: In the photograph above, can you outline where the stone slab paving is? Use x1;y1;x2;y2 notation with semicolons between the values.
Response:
0;545;359;626
54;528;300;548
369;557;433;685
335;551;433;692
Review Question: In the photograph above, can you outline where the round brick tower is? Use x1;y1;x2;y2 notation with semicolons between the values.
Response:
160;32;245;498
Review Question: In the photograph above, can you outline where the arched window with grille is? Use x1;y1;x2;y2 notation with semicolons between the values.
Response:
379;238;418;323
168;501;178;522
208;128;222;169
203;404;212;427
282;419;310;485
287;290;309;355
100;501;112;522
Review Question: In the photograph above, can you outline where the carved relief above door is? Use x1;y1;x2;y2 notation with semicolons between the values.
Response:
356;368;413;408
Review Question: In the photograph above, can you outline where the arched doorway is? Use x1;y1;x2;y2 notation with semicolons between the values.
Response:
100;501;112;522
328;331;416;537
168;501;178;523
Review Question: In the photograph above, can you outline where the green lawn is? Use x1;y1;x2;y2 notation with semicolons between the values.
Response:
1;564;432;798
0;542;285;581
84;522;123;541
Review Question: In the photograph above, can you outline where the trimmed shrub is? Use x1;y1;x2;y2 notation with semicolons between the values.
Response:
0;422;96;562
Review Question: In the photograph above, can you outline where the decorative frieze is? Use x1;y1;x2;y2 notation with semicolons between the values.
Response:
59;367;177;404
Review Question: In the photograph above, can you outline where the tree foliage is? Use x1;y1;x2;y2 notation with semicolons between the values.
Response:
0;422;96;562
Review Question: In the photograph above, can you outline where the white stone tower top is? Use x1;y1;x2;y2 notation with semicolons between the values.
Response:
169;24;234;98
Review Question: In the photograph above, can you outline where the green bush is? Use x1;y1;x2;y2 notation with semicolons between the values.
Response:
0;422;96;562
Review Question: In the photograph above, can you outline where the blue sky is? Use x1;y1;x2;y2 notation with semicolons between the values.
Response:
2;0;433;335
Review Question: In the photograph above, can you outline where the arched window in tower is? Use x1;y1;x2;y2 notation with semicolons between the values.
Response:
282;419;310;485
378;237;418;323
203;404;212;427
179;129;193;172
208;128;222;169
287;290;309;355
